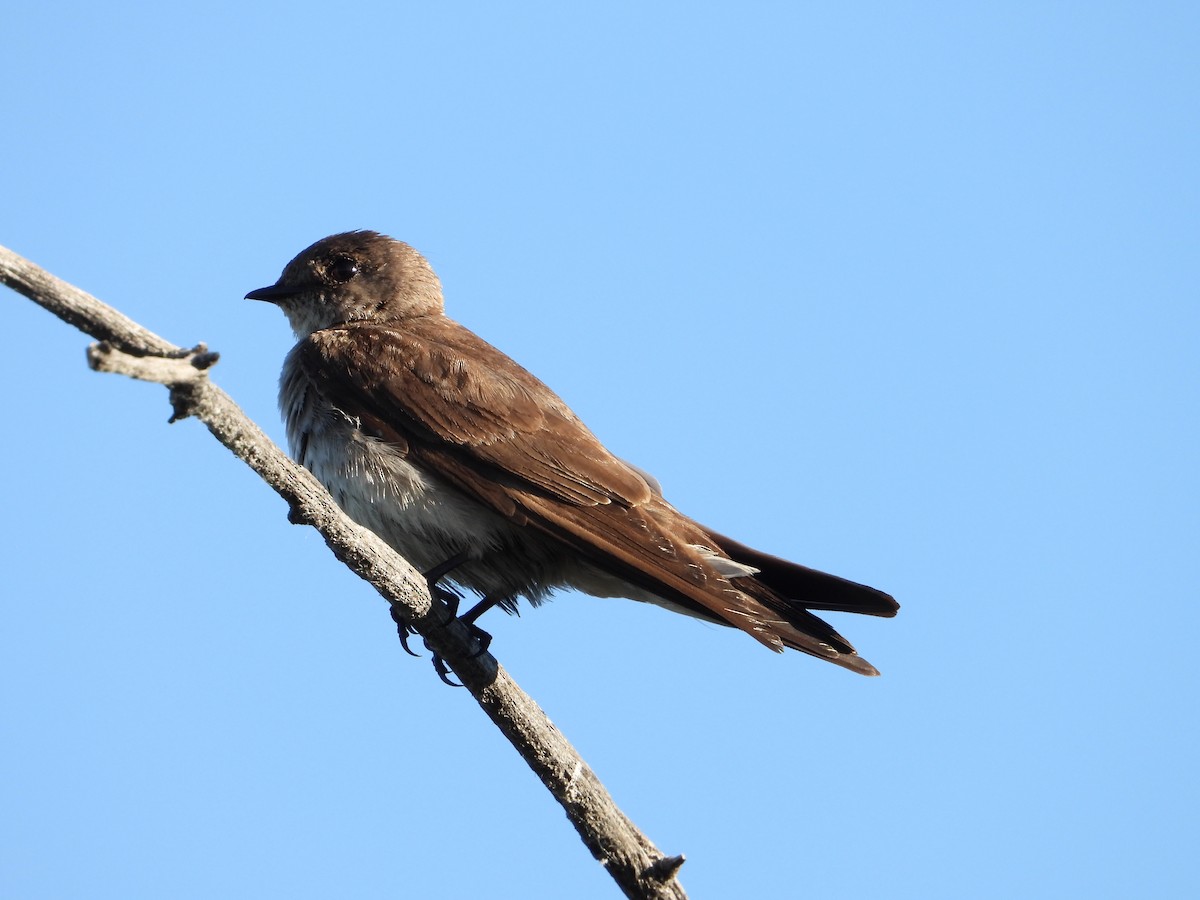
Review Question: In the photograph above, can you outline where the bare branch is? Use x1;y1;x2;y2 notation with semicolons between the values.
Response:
1;242;688;900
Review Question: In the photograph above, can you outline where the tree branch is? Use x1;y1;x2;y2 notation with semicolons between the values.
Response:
1;242;687;900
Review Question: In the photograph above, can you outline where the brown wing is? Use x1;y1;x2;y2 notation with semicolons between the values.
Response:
296;319;863;662
301;321;653;507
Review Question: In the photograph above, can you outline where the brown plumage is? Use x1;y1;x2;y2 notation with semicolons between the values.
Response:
248;231;898;675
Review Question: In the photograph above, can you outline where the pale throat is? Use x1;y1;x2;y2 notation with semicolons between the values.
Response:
282;298;340;339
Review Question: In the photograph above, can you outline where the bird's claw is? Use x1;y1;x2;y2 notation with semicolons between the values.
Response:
391;585;492;686
390;604;421;657
431;586;461;621
426;621;493;688
390;586;460;657
431;653;462;687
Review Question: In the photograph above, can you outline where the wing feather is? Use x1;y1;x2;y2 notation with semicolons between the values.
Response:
302;323;653;507
296;320;870;661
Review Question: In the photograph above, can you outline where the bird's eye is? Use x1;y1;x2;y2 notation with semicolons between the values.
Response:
327;256;359;284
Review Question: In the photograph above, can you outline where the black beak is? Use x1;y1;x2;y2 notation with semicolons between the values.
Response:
245;283;300;302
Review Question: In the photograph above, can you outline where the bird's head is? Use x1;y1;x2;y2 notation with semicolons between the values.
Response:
246;230;444;337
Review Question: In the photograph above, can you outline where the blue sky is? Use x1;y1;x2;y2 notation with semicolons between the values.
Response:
3;3;1197;898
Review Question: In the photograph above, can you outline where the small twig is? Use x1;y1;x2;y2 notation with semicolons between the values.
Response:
1;242;687;899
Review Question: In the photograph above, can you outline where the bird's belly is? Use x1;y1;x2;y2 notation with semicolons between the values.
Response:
295;421;503;570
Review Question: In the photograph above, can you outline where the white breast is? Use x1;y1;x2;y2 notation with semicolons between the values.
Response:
278;345;515;574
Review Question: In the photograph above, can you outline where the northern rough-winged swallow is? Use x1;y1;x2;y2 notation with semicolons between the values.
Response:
247;231;898;675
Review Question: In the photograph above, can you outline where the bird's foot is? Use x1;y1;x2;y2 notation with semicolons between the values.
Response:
390;579;494;686
428;621;493;688
389;583;460;657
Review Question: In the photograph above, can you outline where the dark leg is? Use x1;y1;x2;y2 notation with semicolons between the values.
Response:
462;595;501;625
423;550;471;587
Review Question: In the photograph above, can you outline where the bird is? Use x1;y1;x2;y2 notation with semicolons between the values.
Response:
247;231;897;675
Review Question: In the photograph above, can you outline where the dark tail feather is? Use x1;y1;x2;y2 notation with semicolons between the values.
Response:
734;579;886;675
705;529;898;676
707;530;899;618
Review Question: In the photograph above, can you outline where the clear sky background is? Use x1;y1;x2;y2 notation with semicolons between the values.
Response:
3;3;1196;898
